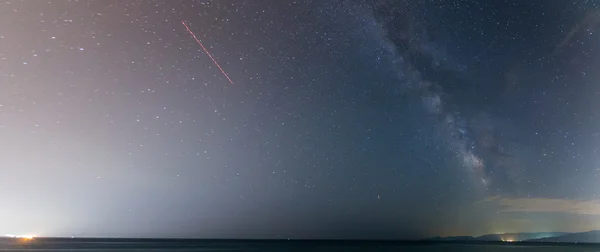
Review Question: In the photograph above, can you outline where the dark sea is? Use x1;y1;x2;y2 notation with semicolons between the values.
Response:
2;238;600;251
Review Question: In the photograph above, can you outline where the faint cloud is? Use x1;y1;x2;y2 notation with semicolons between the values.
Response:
554;9;600;54
477;196;600;215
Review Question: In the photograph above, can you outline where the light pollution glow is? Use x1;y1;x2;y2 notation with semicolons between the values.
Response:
5;234;36;240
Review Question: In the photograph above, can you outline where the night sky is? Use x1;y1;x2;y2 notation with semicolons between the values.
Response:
2;0;600;240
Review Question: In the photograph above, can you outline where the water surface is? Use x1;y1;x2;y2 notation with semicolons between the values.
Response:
1;238;599;251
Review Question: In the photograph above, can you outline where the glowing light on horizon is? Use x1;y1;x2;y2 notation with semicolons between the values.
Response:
5;234;36;240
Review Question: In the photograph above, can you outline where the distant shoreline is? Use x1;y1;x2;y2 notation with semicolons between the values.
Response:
3;237;600;247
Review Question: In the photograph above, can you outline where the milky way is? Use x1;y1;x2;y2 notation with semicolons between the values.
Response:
364;0;527;194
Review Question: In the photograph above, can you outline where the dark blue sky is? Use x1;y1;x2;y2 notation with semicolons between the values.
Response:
1;0;600;239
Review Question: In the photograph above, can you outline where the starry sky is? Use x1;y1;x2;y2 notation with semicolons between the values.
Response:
2;0;600;240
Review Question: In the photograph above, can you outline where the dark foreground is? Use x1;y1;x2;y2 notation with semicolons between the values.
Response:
1;238;600;251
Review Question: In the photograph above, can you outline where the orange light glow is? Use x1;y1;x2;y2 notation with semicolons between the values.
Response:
6;234;36;241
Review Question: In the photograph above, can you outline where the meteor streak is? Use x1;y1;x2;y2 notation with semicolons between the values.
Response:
181;20;234;85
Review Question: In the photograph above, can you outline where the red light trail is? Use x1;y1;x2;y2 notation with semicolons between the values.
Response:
181;20;234;85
